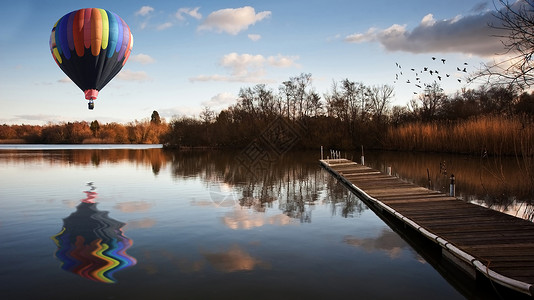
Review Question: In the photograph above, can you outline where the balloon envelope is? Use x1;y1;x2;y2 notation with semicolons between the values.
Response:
49;8;133;101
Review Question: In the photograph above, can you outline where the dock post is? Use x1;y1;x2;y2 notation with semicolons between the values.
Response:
360;145;365;165
450;174;456;197
387;166;392;176
321;146;323;160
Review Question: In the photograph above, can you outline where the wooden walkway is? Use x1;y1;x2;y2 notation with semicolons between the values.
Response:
320;158;534;297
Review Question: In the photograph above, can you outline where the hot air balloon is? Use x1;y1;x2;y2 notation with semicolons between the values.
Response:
49;8;133;110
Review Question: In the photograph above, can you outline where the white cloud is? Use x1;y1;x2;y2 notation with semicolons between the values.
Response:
130;53;155;64
158;106;203;119
117;70;149;81
135;6;154;17
156;22;173;31
201;92;236;108
267;54;300;68
189;74;231;82
221;52;265;76
248;34;261;41
198;6;271;35
176;7;202;21
189;74;274;83
344;27;378;43
221;52;299;75
190;52;299;83
13;114;71;124
58;77;72;83
344;10;504;57
420;14;436;27
326;33;342;42
470;1;489;13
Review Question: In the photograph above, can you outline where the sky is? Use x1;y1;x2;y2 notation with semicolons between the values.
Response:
0;0;511;125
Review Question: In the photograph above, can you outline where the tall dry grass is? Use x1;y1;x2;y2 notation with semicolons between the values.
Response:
384;115;534;156
384;117;534;212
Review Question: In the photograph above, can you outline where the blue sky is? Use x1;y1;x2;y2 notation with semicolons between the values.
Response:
0;0;507;125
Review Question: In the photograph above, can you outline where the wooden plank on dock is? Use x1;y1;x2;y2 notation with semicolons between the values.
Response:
320;159;534;297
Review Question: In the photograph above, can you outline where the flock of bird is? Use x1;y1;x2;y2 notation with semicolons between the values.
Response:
394;57;470;95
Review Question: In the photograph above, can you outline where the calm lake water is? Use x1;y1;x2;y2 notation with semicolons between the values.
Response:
0;145;524;299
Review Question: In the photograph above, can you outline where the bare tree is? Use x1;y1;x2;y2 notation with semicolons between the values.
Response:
200;106;215;124
280;80;295;119
419;82;446;120
369;84;394;122
305;91;323;117
279;73;313;120
324;81;347;121
478;0;534;89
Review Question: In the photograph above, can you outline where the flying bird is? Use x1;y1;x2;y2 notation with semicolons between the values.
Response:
441;59;446;64
432;57;436;60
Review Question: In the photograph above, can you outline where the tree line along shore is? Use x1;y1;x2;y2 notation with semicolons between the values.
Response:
1;74;534;157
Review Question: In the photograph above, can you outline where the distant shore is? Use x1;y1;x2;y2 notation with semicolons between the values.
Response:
0;139;25;144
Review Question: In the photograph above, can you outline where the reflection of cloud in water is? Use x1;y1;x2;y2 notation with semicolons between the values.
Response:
202;245;270;273
138;249;206;275
125;218;156;229
209;182;237;207
114;201;152;213
191;182;238;208
190;199;217;207
222;208;294;230
344;229;419;260
138;245;268;275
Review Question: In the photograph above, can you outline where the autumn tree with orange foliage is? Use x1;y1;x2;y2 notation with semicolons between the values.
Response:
0;111;169;144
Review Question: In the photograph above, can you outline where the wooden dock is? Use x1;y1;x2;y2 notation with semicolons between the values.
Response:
320;158;534;298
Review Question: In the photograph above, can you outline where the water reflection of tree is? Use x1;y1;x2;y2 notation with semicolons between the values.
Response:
167;151;368;221
366;151;534;221
2;148;368;221
0;148;168;176
324;175;368;218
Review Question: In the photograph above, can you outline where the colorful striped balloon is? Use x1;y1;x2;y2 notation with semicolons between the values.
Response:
49;8;133;106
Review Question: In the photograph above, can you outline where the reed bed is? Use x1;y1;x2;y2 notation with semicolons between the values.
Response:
384;116;534;156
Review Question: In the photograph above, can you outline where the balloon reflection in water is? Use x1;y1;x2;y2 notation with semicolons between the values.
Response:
51;183;136;283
